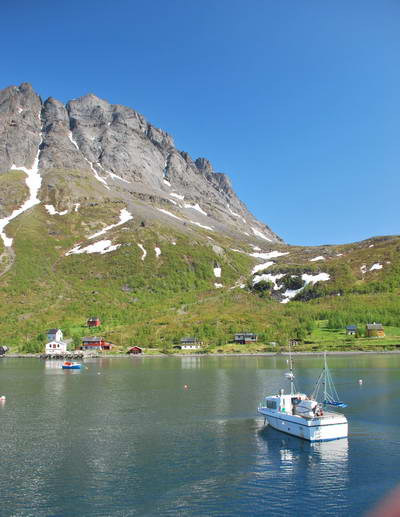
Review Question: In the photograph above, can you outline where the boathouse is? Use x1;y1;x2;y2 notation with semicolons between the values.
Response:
47;328;63;342
87;317;101;327
366;323;385;338
234;333;258;344
80;337;113;350
127;346;143;354
45;341;68;355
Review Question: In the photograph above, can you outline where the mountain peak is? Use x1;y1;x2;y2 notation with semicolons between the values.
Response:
0;83;282;244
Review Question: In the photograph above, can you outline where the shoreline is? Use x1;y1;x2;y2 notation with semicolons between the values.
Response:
2;350;400;359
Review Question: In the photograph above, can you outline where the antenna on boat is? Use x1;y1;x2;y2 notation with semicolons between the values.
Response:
285;342;295;395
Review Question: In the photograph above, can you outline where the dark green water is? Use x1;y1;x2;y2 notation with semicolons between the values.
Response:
0;355;399;516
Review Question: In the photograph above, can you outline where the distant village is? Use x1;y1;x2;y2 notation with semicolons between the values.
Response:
0;320;387;358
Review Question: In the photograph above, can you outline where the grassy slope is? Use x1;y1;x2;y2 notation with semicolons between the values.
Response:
0;171;399;353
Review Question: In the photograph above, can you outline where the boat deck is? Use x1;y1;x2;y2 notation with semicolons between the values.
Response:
300;410;344;421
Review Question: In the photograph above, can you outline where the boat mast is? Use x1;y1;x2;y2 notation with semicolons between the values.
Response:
323;351;327;403
289;345;294;395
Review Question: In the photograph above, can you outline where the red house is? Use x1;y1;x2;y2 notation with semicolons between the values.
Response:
87;317;101;327
128;346;143;355
80;337;113;350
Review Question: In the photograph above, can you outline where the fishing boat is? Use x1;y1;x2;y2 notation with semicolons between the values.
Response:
258;351;348;442
61;361;81;370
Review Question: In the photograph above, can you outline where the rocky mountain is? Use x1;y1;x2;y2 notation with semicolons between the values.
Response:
0;82;281;245
0;83;398;352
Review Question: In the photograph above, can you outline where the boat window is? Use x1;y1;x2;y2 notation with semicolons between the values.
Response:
267;400;277;409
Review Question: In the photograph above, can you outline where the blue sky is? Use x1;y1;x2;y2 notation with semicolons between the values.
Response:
2;0;399;245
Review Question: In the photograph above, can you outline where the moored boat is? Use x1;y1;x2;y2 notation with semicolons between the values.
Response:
61;361;81;370
258;352;348;442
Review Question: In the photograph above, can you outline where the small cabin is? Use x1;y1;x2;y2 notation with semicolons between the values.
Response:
87;317;101;327
47;328;63;342
80;337;113;350
174;339;202;350
346;325;358;336
45;341;67;355
366;323;385;338
128;346;143;355
0;345;8;356
234;333;258;344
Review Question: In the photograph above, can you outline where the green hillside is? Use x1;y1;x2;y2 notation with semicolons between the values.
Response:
0;191;399;353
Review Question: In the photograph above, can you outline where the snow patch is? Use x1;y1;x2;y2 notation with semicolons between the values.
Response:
89;208;133;239
66;240;120;255
369;244;374;248
252;261;274;274
336;253;343;257
214;265;221;278
68;133;109;189
74;203;80;212
214;283;223;288
0;134;43;248
280;273;331;303
155;247;161;258
68;131;80;151
157;208;183;221
302;273;330;285
108;171;130;184
250;250;289;260
138;244;147;261
251;245;261;251
251;227;272;242
164;179;171;187
184;203;207;216
369;263;382;271
45;205;68;216
253;273;285;290
170;192;185;200
360;265;367;274
310;256;325;262
190;221;214;231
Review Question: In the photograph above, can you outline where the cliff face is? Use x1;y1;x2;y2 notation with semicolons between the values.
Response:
0;82;282;243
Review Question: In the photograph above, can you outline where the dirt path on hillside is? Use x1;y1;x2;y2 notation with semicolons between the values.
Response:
0;246;15;278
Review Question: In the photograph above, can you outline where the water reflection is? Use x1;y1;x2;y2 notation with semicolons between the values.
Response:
180;356;201;369
256;423;348;483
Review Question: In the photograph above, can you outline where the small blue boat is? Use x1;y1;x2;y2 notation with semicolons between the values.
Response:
62;361;81;370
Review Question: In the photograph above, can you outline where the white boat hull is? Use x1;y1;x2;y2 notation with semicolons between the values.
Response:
258;407;348;442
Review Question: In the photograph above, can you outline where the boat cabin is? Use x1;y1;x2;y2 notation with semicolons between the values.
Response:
263;392;321;419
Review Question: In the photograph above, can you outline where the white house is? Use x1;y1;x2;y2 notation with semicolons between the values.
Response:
45;341;67;355
47;328;63;342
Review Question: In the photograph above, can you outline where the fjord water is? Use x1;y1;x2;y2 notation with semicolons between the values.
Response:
0;355;399;516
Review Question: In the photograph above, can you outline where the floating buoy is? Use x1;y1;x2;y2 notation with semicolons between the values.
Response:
358;379;363;385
